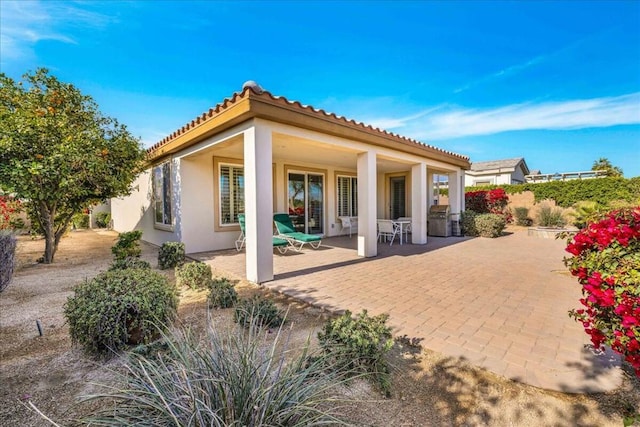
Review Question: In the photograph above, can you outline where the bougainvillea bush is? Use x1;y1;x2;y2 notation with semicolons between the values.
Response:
0;196;22;230
564;207;640;376
465;188;512;223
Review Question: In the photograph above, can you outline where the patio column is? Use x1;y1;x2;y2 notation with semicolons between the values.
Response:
357;150;377;257
448;169;464;222
244;122;274;283
427;170;435;209
411;162;428;244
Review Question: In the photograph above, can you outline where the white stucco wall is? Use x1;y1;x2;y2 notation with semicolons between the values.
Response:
111;163;180;248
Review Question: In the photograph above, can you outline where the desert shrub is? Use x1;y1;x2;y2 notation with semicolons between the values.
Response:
208;277;238;308
318;309;394;395
536;203;567;228
111;231;143;260
176;261;211;290
461;210;478;236
72;213;90;229
570;201;602;229
80;321;346;425
513;206;533;226
564;207;640;377
158;241;185;269
475;213;506;238
108;258;151;271
95;212;111;228
64;268;178;356
0;231;17;292
234;295;283;328
465;188;512;223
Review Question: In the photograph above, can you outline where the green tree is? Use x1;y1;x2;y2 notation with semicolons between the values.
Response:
592;157;623;177
0;69;146;263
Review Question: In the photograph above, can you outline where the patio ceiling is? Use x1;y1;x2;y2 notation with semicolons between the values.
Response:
185;132;447;175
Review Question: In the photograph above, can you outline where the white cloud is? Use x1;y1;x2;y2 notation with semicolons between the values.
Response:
363;93;640;140
0;0;113;61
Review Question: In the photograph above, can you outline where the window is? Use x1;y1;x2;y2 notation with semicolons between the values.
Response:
153;162;172;227
219;164;244;225
337;175;357;217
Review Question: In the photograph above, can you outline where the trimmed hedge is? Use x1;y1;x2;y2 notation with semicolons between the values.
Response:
440;177;640;207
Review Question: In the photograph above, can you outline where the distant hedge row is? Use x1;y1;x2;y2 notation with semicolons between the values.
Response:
440;177;640;207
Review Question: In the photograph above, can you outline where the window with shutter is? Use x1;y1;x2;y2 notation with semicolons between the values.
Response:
219;164;244;225
153;162;172;226
337;175;357;217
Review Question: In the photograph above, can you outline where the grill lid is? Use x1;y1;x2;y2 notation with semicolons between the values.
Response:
429;205;450;215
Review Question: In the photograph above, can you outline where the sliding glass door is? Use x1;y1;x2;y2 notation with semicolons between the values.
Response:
288;172;324;234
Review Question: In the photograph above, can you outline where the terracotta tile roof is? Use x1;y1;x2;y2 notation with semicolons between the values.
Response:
147;85;470;164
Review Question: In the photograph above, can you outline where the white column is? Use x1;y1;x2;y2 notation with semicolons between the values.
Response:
357;150;377;257
244;122;273;283
427;170;434;209
411;163;428;244
448;169;463;222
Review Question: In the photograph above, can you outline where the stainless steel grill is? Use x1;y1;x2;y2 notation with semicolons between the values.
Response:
428;205;451;237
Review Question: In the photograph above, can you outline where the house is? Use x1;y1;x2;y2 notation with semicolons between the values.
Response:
464;157;530;186
111;82;470;283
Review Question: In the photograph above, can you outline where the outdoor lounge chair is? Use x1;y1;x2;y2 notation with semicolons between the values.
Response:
273;213;322;251
235;214;290;254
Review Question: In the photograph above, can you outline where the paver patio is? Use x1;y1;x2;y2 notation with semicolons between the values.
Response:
193;229;622;393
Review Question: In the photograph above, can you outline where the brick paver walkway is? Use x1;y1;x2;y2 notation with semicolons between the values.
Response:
194;230;621;393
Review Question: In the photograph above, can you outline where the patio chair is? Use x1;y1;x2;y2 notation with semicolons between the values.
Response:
377;219;400;245
396;216;412;240
273;213;322;251
338;216;354;238
236;214;290;254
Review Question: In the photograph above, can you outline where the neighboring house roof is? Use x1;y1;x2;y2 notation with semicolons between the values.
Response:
147;84;470;168
469;157;529;174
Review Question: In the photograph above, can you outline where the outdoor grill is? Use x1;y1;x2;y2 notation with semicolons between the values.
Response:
428;205;451;237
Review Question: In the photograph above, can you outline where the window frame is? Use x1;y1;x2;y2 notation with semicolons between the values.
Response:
335;172;358;218
152;161;173;231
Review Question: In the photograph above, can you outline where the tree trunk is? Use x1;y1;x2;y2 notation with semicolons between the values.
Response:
40;202;56;264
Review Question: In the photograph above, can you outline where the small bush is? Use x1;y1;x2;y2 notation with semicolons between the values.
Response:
234;295;283;328
95;212;111;228
64;268;178;356
208;277;238;308
0;231;17;292
112;231;143;260
513;206;533;226
318;309;394;395
475;213;506;238
108;258;151;271
176;261;211;290
158;241;185;269
461;210;478;236
536;203;567;228
72;213;90;229
80;322;346;425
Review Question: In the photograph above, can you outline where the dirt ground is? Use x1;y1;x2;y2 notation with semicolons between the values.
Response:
1;230;638;426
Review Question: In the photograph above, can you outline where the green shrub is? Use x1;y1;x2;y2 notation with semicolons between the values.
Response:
108;257;151;271
234;295;283;328
208;277;238;308
0;231;17;292
95;212;111;228
461;210;478;236
513;206;533;226
158;241;185;269
475;213;506;238
536;203;567;228
80;322;346;425
570;201;602;229
111;231;143;260
72;213;90;229
318;309;394;396
442;177;640;208
176;261;211;290
64;268;178;356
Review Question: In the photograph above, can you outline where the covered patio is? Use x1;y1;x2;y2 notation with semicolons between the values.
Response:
193;231;622;393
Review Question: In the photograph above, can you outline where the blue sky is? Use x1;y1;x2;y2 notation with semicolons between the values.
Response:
1;0;639;177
